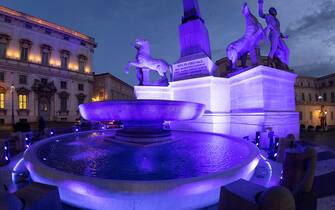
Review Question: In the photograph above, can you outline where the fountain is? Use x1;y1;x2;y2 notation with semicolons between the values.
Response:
79;100;205;143
23;99;260;210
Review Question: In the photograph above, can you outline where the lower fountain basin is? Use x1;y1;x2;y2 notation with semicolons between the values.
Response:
24;130;259;210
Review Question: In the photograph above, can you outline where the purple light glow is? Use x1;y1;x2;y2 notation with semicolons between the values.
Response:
79;100;205;122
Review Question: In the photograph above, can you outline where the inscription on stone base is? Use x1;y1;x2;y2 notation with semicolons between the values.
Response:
172;56;215;81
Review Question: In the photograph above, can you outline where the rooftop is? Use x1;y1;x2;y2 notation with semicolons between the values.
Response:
0;6;96;46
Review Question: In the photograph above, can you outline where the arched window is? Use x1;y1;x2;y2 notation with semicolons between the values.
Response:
40;44;52;66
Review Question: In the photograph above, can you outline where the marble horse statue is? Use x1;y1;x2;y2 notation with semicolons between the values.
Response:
226;3;266;69
258;0;290;69
125;39;171;86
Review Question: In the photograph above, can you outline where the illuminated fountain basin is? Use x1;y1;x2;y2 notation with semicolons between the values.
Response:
79;100;205;142
24;100;259;210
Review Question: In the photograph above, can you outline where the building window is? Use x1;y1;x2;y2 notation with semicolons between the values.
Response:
0;119;4;124
19;75;27;85
76;93;86;106
0;72;4;82
60;50;70;69
58;91;69;113
315;94;318;102
308;93;312;102
310;112;313;120
20;39;32;62
330;80;334;86
0;34;11;59
18;94;27;110
60;97;67;112
331;112;334;121
0;92;4;109
41;51;50;65
299;112;303;121
0;42;6;58
78;84;84;91
302;93;305;101
20;47;29;62
60;81;67;89
40;44;52;66
323;93;327;102
41;78;48;84
331;92;335;103
78;54;87;73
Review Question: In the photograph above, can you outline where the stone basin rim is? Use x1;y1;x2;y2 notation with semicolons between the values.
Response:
79;99;206;122
24;130;260;185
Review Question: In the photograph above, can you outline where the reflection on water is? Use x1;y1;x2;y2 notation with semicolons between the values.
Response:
37;131;252;180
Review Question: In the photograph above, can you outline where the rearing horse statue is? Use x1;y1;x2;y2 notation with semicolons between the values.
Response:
125;39;171;86
226;3;266;69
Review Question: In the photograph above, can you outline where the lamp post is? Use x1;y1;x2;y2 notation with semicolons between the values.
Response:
10;83;15;125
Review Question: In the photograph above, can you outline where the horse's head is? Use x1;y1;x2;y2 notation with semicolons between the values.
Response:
133;38;150;55
134;38;149;49
242;2;250;16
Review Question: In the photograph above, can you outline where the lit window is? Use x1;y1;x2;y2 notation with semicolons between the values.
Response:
0;93;4;109
19;94;27;110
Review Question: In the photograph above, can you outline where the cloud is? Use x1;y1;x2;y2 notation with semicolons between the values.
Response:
285;0;335;37
293;58;335;77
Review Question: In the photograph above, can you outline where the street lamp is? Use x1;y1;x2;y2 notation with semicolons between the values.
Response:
10;83;15;125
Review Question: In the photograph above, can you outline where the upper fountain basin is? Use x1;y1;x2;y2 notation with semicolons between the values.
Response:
79;99;205;122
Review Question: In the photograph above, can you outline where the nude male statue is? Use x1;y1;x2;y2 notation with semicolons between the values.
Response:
258;0;289;69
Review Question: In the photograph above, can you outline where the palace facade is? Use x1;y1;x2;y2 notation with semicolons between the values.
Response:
0;6;96;124
93;73;135;101
295;74;335;127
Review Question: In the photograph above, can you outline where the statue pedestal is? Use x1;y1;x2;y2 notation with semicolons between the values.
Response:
135;66;300;139
172;53;216;81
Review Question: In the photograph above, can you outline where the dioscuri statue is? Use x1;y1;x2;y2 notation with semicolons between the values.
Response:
125;39;171;86
258;0;290;69
226;3;266;70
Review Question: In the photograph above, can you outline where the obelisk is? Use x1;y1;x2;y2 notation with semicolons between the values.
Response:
172;0;216;81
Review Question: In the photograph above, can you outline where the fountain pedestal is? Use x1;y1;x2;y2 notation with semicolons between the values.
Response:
135;66;300;139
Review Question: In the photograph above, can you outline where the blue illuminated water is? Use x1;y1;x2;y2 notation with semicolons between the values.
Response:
37;131;252;180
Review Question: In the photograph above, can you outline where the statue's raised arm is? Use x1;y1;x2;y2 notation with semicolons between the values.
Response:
258;0;266;18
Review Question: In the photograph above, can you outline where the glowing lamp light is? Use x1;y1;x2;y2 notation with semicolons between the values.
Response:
25;135;31;149
100;124;106;130
73;125;80;133
49;128;55;136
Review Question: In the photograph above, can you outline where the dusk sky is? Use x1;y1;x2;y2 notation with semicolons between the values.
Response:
2;0;335;85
